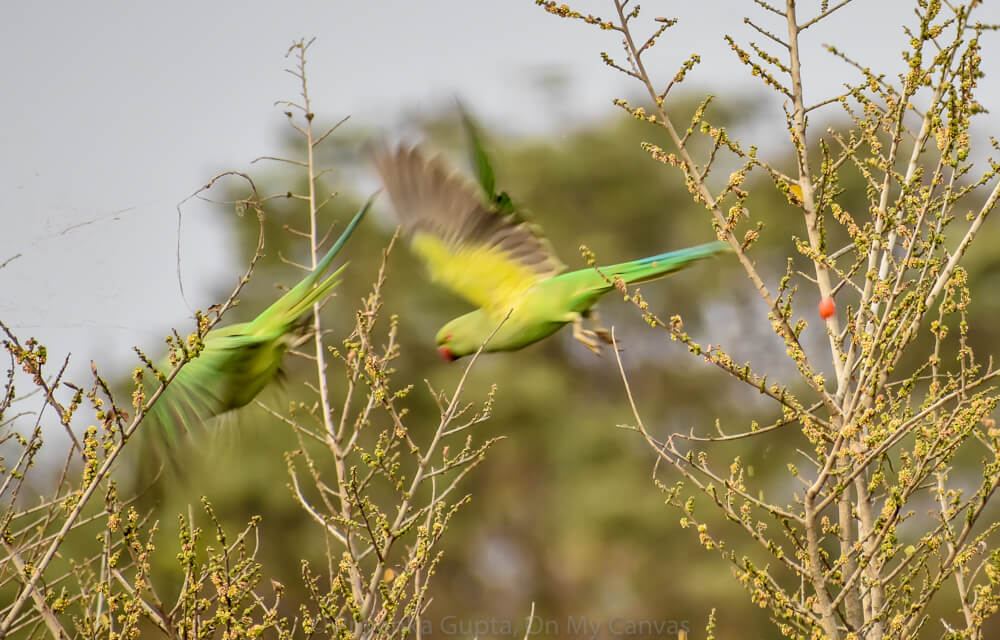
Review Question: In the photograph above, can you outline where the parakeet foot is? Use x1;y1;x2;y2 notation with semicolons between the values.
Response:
582;310;614;345
572;316;603;355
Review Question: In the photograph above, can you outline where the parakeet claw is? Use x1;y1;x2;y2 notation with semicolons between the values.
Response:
572;316;603;355
584;310;614;345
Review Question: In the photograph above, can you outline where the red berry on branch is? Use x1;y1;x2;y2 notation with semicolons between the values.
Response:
818;297;835;320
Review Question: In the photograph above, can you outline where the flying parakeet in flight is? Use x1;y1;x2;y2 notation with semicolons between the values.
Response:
146;193;376;435
371;118;730;361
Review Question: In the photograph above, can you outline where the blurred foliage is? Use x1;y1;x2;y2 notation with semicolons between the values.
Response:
102;93;1000;639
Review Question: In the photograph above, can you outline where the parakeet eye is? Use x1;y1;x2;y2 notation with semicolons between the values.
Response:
443;332;454;343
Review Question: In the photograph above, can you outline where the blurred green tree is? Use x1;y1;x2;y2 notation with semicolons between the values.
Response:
121;96;817;638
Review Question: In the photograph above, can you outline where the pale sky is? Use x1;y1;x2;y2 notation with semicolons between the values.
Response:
2;1;999;383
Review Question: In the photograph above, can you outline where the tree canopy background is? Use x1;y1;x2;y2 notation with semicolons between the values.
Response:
105;90;1000;638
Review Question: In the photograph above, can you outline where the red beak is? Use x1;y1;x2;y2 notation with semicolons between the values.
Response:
437;345;457;362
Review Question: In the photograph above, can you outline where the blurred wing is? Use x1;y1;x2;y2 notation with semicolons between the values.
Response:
457;103;498;204
146;323;286;441
372;145;565;314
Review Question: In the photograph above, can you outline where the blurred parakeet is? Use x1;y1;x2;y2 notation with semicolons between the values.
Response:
371;119;729;361
147;193;376;434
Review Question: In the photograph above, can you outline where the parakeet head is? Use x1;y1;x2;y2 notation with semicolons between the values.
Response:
434;317;482;362
434;326;463;362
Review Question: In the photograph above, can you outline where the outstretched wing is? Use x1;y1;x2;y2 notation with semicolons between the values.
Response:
372;145;565;315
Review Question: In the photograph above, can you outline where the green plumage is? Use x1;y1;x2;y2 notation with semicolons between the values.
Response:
146;194;375;436
372;113;731;360
435;241;729;356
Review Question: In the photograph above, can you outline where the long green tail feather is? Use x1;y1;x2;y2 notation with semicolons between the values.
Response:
588;240;731;290
248;192;376;333
281;265;347;323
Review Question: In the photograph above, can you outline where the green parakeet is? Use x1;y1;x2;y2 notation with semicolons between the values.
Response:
371;121;730;361
146;193;376;435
